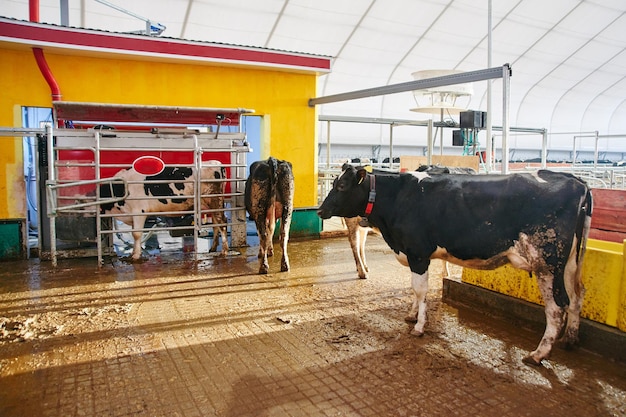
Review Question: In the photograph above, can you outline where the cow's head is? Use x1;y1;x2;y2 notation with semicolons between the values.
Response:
318;164;369;219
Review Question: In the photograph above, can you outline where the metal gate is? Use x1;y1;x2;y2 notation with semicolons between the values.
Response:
40;102;253;266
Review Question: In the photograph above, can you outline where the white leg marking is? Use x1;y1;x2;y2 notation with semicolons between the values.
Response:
131;215;147;260
409;271;429;337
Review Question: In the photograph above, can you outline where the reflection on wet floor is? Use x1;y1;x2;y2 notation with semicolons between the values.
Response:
0;234;625;417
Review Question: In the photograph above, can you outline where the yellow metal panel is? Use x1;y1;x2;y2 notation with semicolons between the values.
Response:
618;241;626;331
462;239;626;328
580;240;623;326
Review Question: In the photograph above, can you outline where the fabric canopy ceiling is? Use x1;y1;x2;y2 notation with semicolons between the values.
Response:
5;0;626;153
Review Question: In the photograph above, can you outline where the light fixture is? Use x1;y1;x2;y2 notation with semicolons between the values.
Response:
409;70;473;115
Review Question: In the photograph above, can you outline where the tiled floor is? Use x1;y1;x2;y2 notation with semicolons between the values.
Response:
0;234;625;416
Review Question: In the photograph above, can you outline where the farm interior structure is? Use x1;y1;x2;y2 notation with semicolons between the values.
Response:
0;3;626;417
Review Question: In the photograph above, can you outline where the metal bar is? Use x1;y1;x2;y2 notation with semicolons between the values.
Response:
501;64;512;174
95;130;103;266
427;119;433;166
309;66;506;106
541;130;548;169
486;0;493;173
594;131;599;170
45;124;57;267
318;115;429;126
0;127;46;137
389;124;394;170
326;121;331;170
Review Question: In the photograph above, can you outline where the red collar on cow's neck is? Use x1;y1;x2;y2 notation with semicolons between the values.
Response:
364;174;376;216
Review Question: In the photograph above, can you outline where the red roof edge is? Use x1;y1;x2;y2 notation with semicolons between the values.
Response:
0;17;332;74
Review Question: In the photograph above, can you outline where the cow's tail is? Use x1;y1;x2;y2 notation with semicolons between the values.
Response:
571;185;593;304
268;156;279;201
576;186;593;264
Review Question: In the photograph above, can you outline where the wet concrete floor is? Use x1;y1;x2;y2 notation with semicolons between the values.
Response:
0;234;625;416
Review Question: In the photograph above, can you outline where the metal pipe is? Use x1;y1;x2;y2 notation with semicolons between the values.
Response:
326;121;331;169
541;130;548;168
45;124;57;267
594;131;599;170
389;124;394;169
427;119;433;166
501;64;512;174
486;0;493;172
309;66;506;106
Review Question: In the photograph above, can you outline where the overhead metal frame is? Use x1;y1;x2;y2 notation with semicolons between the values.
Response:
311;65;513;173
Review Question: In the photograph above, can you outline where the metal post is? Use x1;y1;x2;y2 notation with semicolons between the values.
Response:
427;119;433;166
501;64;511;174
594;130;599;170
389;124;394;169
95;130;103;265
572;136;578;168
193;134;201;262
46;124;57;267
486;0;493;173
541;129;548;169
326;121;331;170
439;109;444;156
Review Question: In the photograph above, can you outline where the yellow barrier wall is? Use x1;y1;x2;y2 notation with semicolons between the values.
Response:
0;46;320;219
462;239;626;331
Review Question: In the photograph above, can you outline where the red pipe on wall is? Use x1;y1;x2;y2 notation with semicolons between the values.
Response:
32;47;62;101
29;0;63;102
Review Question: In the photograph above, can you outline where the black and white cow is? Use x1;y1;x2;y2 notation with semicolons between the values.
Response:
100;161;229;260
318;166;592;365
345;165;476;280
245;157;294;274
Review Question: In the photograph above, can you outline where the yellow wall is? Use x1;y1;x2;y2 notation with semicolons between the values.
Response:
0;46;320;218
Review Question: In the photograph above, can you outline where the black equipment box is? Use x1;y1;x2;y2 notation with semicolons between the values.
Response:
452;130;464;146
460;110;486;128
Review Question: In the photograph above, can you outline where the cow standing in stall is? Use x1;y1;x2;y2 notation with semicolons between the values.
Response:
99;161;229;260
345;165;476;280
245;157;294;274
318;166;592;365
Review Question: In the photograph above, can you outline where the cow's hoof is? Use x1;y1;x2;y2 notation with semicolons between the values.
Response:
259;268;269;275
409;329;424;337
358;275;368;280
522;355;543;367
404;316;417;323
280;264;290;272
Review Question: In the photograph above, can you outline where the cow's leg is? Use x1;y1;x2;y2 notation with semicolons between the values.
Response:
255;219;270;274
523;272;565;366
407;271;429;337
347;218;368;279
209;225;229;256
560;244;585;349
267;218;276;258
279;209;292;272
131;215;147;260
208;210;229;256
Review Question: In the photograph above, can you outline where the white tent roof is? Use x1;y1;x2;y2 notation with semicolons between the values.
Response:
5;0;626;152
